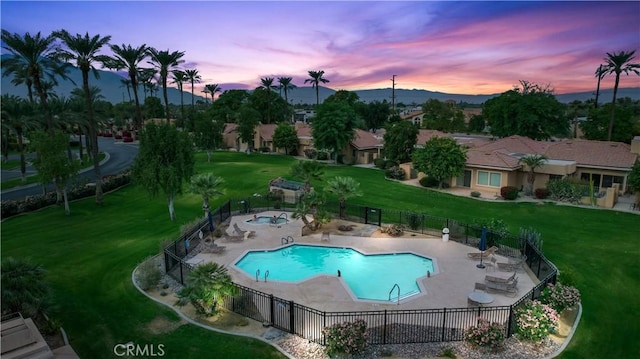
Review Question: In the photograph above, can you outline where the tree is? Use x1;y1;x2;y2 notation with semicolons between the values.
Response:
305;70;329;105
278;76;296;104
137;67;157;101
131;123;195;221
143;96;164;119
468;114;486;133
5;65;35;103
272;122;299;155
189;173;225;220
290;160;324;193
383;120;419;164
204;84;221;103
311;102;358;164
172;70;187;124
210;89;248;123
593;64;607;109
108;43;148;129
628;160;640;195
147;48;185;123
247;87;290;124
412;136;466;189
603;50;640;141
422;99;465;132
236;105;261;153
30;130;80;215
176;262;236;317
1;257;53;318
483;81;568;140
325;176;362;219
324;89;359;107
54;30;111;205
581;102;635;143
519;154;548;195
184;69;202;110
1;30;70;133
193;113;224;161
120;78;132;102
1;95;40;181
361;100;390;132
292;190;331;232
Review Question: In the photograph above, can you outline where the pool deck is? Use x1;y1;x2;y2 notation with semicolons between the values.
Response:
186;211;538;312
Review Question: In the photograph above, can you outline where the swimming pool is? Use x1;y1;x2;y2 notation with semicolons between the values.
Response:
245;216;288;225
234;244;436;302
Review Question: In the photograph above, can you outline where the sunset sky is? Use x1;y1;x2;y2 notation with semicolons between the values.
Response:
1;1;639;95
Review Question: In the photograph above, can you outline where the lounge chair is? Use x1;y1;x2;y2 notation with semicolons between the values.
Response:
485;272;516;284
467;246;498;260
233;223;255;239
202;244;226;254
485;277;518;297
497;255;527;272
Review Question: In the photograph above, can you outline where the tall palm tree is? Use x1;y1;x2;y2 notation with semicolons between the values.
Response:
260;77;276;92
120;78;132;102
204;84;221;104
54;30;111;205
1;95;40;182
5;66;35;103
325;176;363;219
518;154;547;195
593;64;606;109
172;70;187;122
189;173;225;221
201;89;210;103
184;69;201;110
1;30;70;133
305;70;330;106
603;50;640;141
108;43;148;129
138;67;157;101
278;76;296;104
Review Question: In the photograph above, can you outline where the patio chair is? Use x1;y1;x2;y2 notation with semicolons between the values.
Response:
497;255;527;272
485;277;519;297
467;246;498;260
485;272;516;284
233;223;256;239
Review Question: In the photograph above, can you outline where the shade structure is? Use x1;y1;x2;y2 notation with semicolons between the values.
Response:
477;226;487;268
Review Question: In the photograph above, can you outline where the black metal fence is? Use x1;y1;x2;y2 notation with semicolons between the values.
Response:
163;197;557;345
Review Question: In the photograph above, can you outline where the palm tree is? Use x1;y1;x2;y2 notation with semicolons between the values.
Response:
176;262;236;316
184;69;201;110
593;64;606;109
5;66;35;103
603;50;640;141
305;70;330;106
201;88;210;103
325;176;363;219
137;68;156;100
108;43;148;129
290;160;324;193
204;84;221;104
172;70;187;123
260;77;276;92
518;154;547;195
278;76;296;104
189;173;225;220
1;95;40;182
1;257;53;318
147;48;185;123
54;30;111;205
120;78;132;102
1;30;70;133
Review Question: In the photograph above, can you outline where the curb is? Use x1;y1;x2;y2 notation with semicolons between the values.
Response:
545;303;582;359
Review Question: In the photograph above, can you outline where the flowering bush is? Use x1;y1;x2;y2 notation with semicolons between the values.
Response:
515;300;559;342
539;283;581;313
464;318;505;351
385;166;406;180
322;319;368;357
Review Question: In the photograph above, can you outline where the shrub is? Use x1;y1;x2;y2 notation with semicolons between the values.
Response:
317;151;329;160
500;186;519;200
515;300;559;343
136;258;162;291
464;318;505;351
470;191;481;198
539;283;581;313
534;188;549;199
385;166;406;180
546;178;583;203
322;319;368;356
304;148;317;159
259;146;270;153
419;176;439;188
405;212;422;230
374;158;386;169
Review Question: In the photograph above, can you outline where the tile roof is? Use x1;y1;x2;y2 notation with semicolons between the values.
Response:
416;130;450;146
400;110;424;120
545;139;637;169
295;123;312;137
466;148;521;169
258;123;277;141
473;135;551;155
350;129;383;149
223;123;237;134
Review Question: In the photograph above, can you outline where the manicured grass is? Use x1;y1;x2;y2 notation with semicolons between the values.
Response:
1;151;639;358
2;159;21;170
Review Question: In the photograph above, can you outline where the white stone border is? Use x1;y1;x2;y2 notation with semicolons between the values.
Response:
131;255;295;359
544;303;583;359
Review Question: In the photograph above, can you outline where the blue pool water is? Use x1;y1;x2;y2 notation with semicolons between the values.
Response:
234;244;435;301
245;216;288;225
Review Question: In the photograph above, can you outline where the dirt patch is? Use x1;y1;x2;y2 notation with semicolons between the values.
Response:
146;316;185;335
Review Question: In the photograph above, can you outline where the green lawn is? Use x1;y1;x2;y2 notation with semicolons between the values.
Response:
1;151;639;358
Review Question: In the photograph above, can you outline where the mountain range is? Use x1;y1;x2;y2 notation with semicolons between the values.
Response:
2;56;639;106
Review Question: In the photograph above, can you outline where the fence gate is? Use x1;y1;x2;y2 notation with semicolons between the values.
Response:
364;207;381;226
271;297;292;333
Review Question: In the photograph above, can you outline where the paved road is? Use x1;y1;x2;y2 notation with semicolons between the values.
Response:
1;137;139;201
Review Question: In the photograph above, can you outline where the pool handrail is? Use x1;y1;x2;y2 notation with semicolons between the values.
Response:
389;283;400;305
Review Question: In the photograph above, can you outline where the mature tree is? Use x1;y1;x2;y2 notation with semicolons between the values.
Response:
147;48;185;123
290;160;324;193
184;69;202;109
193;113;224;161
69;86;109;162
519;154;548;195
325;176;362;219
360;100;390;132
143;96;165;119
247;87;290;124
236;105;261;153
483;81;567;140
593;64;607;109
131;123;195;221
107;43;148;129
272;122;299;155
172;70;187;124
628;160;640;196
5;66;35;103
176;262;236;316
277;76;296;104
259;77;276;92
210;89;248;123
311;102;359;163
305;70;330;105
603;50;640;141
120;78;132;102
582;102;635;143
137;67;157;100
1;95;40;181
1;257;53;318
30;130;80;215
567;100;587;138
204;84;221;103
422;99;465;132
1;30;70;133
189;173;225;219
54;30;111;205
412;136;467;189
468;114;486;133
383;121;419;164
324;89;359;107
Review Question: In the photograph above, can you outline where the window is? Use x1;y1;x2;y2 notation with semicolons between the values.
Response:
602;175;623;188
477;171;501;187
